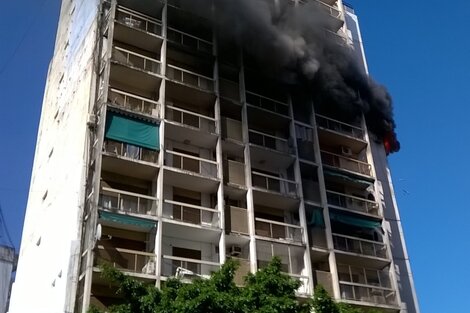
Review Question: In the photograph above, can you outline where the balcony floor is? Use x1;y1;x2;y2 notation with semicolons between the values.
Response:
334;251;390;270
163;167;220;193
110;62;162;93
114;22;163;52
318;128;367;154
165;122;218;149
162;220;221;243
102;153;159;180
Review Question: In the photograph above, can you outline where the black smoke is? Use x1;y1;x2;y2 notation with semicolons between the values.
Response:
179;0;400;153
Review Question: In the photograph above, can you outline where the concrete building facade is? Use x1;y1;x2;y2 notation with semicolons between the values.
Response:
9;1;419;313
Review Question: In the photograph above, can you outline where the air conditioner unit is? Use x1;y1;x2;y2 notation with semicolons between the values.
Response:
229;245;242;257
340;146;352;156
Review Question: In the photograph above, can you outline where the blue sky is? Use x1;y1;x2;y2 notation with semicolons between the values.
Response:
0;1;469;312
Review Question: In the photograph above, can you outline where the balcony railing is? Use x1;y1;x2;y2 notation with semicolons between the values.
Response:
99;186;158;216
249;129;291;154
165;150;218;178
166;64;214;91
112;46;161;75
161;255;220;278
108;88;160;116
316;114;364;139
255;218;303;244
163;199;219;228
338;264;392;290
288;273;311;295
103;139;158;163
167;26;212;53
225;160;245;186
326;190;380;217
339;283;398;307
227;206;249;234
222;117;243;142
219;78;240;102
333;233;388;259
252;171;297;196
299;0;342;19
95;245;156;275
165;104;216;133
321;151;371;176
246;91;289;116
115;6;162;36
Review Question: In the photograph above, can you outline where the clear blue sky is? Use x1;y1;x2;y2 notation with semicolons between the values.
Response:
0;1;469;312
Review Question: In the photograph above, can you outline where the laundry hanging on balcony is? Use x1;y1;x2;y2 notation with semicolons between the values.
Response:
105;111;159;150
99;211;156;230
307;207;325;227
329;211;381;229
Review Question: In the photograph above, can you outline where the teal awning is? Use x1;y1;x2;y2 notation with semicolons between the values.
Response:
307;207;325;228
329;212;381;229
99;211;156;230
105;112;159;150
323;170;372;186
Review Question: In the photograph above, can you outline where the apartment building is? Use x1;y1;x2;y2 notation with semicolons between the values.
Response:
8;1;419;313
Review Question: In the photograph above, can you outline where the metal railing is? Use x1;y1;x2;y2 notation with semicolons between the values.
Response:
321;150;371;176
219;78;240;101
337;264;392;289
161;255;220;278
99;186;158;216
255;218;303;243
288;273;311;295
167;26;212;53
112;46;161;75
246;91;289;116
339;283;398;306
326;190;380;217
116;6;162;36
103;139;158;163
165;104;216;133
165;150;218;178
316;114;364;139
333;233;388;259
163;199;219;228
249;129;291;153
95;245;157;275
166;64;214;91
252;171;297;196
108;88;160;116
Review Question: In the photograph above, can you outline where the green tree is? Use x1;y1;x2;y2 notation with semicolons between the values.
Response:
90;258;381;313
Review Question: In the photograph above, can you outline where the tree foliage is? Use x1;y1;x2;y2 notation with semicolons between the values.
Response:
89;258;381;313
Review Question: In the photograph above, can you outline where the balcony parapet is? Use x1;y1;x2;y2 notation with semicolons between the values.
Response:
167;26;212;53
249;129;292;154
99;186;158;216
326;190;380;217
161;255;220;278
316;114;364;140
167;64;214;91
246;91;289;116
252;171;297;196
165;149;218;178
112;46;162;75
165;103;216;133
255;218;303;244
163;199;220;228
103;139;158;163
321;150;371;176
116;6;162;37
333;233;388;259
95;245;157;275
108;88;160;117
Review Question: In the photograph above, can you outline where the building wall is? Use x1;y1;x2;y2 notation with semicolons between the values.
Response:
8;1;101;312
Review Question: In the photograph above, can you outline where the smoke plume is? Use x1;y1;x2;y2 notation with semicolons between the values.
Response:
180;0;400;153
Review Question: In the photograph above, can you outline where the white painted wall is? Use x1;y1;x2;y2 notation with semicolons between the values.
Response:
8;1;100;312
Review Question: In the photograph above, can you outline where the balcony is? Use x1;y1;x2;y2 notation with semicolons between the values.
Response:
249;129;291;154
316;114;364;139
327;191;380;217
340;283;398;307
163;199;219;228
99;186;157;216
219;78;240;102
116;6;162;37
246;91;289;116
108;88;160;117
164;149;217;178
255;218;303;244
333;233;388;260
252;171;297;196
166;64;214;92
161;255;220;279
103;139;158;163
167;26;212;54
165;103;216;133
321;151;371;177
112;46;161;76
94;245;156;277
299;0;343;31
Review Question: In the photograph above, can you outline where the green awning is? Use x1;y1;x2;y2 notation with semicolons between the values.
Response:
105;112;159;150
307;207;325;228
323;170;372;186
99;211;156;230
329;212;381;229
